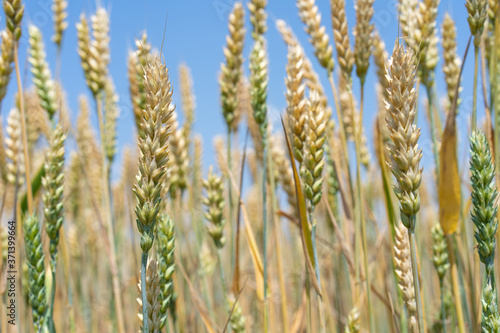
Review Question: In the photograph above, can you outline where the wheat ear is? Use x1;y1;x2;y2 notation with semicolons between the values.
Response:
51;0;67;47
157;213;176;329
137;259;162;332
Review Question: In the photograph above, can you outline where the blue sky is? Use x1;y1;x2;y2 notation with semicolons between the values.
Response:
2;0;479;180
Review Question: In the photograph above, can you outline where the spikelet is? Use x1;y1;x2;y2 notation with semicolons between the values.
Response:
23;214;47;331
64;152;81;219
466;0;488;46
89;8;110;93
249;39;268;140
470;130;498;279
52;0;67;47
192;135;203;206
133;58;175;252
431;223;449;281
481;284;500;331
276;20;328;108
77;8;110;96
398;0;419;52
331;0;354;80
198;241;216;277
339;74;356;140
76;15;93;93
325;136;340;221
394;224;417;331
75;96;102;202
0;30;14;102
249;0;267;40
157;214;175;329
385;43;422;231
344;307;360;333
227;294;246;332
233;76;251;133
137;259;162;332
179;63;196;144
3;0;24;40
202;166;226;249
42;124;66;268
103;77;119;163
285;45;307;164
372;32;389;97
303;90;327;209
416;0;440;72
353;0;374;83
28;25;58;120
24;89;49;148
121;146;138;189
297;0;334;72
220;2;245;130
167;111;189;197
5;108;24;186
442;14;461;111
129;33;152;133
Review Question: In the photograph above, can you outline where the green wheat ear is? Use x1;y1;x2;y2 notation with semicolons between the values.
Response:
23;214;47;331
157;213;175;329
469;130;498;279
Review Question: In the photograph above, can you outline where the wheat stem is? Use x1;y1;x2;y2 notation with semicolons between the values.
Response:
472;46;479;132
141;251;149;333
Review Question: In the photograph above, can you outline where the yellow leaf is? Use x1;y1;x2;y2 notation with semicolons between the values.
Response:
438;110;461;235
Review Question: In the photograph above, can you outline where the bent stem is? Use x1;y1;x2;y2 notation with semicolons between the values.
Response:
408;225;424;333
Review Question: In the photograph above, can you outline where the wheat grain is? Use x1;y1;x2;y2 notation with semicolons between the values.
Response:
331;0;354;80
42;123;66;266
303;90;327;209
23;214;48;331
285;45;307;164
157;213;176;329
354;0;374;82
227;293;246;332
137;259;162;331
28;25;58;120
0;30;14;102
51;0;67;47
103;77;119;163
394;223;417;332
220;2;245;130
466;0;488;46
5;108;24;185
202;166;226;249
385;42;422;231
345;307;360;333
134;58;174;253
442;13;461;111
249;0;267;40
250;39;268;140
297;0;334;72
3;0;24;40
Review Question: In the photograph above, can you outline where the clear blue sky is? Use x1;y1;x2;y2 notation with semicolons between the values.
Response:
2;0;478;179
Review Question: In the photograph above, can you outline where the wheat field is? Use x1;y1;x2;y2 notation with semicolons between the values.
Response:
0;0;499;332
